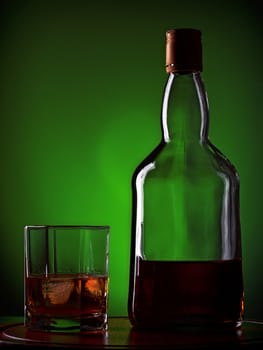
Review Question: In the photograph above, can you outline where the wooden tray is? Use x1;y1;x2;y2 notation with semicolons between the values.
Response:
1;318;263;349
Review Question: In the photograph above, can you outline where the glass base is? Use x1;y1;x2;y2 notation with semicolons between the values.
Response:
25;313;108;333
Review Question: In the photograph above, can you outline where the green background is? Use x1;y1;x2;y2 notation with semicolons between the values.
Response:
0;0;262;319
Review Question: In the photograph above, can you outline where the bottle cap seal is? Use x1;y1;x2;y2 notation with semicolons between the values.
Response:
166;28;202;73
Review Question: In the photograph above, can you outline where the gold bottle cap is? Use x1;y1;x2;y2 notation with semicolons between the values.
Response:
166;28;202;73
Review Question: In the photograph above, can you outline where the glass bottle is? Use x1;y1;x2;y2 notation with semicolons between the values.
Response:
128;28;244;329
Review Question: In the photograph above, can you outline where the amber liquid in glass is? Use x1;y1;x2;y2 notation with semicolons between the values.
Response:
25;274;108;331
130;257;244;329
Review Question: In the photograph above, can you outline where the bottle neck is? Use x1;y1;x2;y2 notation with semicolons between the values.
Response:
161;72;209;143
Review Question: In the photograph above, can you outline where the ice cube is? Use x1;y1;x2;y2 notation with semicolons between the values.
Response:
42;277;74;305
85;277;103;297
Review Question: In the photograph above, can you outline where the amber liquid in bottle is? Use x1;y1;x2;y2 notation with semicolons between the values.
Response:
131;258;243;329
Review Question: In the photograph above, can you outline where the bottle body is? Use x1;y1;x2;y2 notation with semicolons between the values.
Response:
128;71;244;329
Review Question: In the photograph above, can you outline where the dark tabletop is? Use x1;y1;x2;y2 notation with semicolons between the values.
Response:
1;317;263;349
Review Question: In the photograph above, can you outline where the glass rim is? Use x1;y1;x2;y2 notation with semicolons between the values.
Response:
24;225;110;230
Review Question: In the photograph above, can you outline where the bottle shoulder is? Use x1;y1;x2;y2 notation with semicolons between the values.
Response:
205;140;239;178
133;140;239;181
